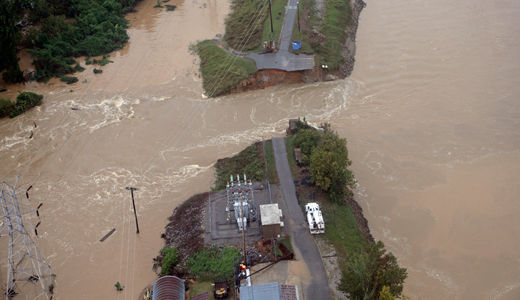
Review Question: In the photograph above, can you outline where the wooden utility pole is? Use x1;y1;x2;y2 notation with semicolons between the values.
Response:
125;186;140;234
240;195;247;265
297;1;301;32
268;0;274;33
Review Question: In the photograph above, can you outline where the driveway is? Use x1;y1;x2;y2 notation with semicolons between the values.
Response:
272;137;331;300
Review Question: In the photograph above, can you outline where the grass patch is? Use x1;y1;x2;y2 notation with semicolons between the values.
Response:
316;0;353;70
264;140;279;184
214;142;265;190
224;0;269;51
194;40;257;97
189;281;213;299
275;236;294;257
187;246;240;281
289;0;315;55
321;200;367;257
252;0;287;52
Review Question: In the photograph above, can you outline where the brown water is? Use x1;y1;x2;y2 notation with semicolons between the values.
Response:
0;0;519;299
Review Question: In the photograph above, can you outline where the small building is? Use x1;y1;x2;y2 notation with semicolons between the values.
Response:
260;203;284;238
240;282;300;300
152;276;185;300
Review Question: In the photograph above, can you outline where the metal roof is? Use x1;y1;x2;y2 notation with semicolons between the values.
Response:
240;282;281;300
152;276;185;300
260;204;283;226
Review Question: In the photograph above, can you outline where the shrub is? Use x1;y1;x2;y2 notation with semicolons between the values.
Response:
0;99;15;118
293;128;322;165
60;76;78;84
187;246;239;281
165;4;176;11
93;68;103;74
7;92;43;118
161;247;180;276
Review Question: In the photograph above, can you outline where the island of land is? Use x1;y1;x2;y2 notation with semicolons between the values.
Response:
152;120;407;300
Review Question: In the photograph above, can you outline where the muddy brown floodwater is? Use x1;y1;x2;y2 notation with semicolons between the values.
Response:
0;0;519;299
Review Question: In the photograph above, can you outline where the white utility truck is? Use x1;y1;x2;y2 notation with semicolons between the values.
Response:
305;202;325;234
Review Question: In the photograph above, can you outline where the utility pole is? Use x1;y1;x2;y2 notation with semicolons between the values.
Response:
268;0;274;33
125;187;140;234
297;1;301;32
240;190;246;265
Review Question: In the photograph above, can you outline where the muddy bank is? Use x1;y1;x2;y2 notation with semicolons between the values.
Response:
340;0;367;78
233;69;305;93
345;193;374;243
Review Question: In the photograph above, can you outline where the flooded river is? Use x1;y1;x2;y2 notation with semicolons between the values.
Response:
0;0;519;299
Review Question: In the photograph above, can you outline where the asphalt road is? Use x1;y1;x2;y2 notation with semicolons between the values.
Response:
272;137;332;300
246;0;314;71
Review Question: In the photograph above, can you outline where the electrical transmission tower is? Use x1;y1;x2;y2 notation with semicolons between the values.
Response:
0;178;55;299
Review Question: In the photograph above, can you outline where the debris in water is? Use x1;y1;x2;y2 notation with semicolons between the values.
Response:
100;228;116;242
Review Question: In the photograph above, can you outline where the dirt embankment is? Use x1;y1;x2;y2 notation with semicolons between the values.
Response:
345;193;374;243
340;0;367;78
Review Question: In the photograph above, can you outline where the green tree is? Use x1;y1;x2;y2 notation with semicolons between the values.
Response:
309;132;355;201
0;0;24;83
293;128;322;165
340;241;407;300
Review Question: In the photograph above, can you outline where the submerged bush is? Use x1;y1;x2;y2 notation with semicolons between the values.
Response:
60;76;78;84
2;92;44;118
26;0;130;81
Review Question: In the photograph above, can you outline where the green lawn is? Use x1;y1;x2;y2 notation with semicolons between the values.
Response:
224;0;269;51
214;142;265;190
264;140;279;184
316;0;353;70
289;0;314;54
253;0;288;52
195;40;257;97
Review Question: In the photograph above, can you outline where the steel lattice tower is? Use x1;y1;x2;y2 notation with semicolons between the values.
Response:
0;179;55;299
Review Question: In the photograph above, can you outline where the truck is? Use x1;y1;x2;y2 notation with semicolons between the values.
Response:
305;202;325;234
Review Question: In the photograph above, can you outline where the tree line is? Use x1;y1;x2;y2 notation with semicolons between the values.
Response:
0;0;140;83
